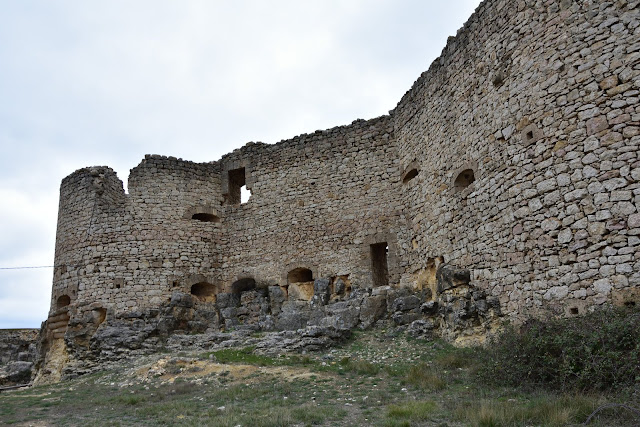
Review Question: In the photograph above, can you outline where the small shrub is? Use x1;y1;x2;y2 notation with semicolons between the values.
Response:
454;395;598;426
111;395;146;406
338;357;351;366
387;400;437;423
434;349;473;369
404;363;446;390
350;360;380;376
475;306;640;391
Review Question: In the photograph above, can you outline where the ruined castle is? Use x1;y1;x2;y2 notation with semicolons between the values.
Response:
33;0;639;382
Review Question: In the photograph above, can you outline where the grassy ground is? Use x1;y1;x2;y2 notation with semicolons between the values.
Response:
1;329;638;426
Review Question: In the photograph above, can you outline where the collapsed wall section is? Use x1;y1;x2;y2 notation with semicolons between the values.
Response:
395;0;640;320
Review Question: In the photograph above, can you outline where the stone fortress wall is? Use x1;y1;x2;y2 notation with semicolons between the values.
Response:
395;0;640;319
40;0;639;379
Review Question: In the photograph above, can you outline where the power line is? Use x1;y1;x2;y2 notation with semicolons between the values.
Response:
0;264;84;270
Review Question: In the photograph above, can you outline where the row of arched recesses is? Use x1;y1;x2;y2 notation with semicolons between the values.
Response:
186;268;353;310
189;278;259;301
402;161;475;191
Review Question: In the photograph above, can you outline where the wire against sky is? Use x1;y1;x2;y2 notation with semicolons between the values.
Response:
0;265;56;270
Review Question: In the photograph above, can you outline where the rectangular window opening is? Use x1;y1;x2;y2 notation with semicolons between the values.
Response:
370;242;389;287
228;168;246;205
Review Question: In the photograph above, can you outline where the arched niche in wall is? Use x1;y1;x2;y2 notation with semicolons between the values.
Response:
287;267;314;284
184;205;220;223
282;262;318;285
454;169;475;189
231;277;256;294
284;266;316;301
190;282;218;302
192;213;219;222
451;161;478;195
56;295;71;309
401;161;420;184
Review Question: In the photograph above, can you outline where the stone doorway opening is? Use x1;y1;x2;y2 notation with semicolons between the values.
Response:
370;242;389;287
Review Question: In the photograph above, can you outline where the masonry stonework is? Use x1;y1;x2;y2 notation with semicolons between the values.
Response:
37;0;639;382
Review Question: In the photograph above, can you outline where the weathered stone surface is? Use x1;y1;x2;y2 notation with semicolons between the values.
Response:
436;264;471;293
407;319;436;338
359;295;387;328
321;305;360;331
0;361;34;386
0;329;38;385
421;301;438;315
392;311;422;325
390;295;421;312
311;278;331;306
268;286;286;315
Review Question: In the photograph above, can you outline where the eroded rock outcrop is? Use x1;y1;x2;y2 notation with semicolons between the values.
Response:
0;329;38;386
35;263;501;381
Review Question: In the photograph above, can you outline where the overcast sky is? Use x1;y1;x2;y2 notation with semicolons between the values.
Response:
0;0;482;328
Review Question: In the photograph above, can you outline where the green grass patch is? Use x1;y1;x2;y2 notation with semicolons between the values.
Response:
386;400;437;424
205;346;277;366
